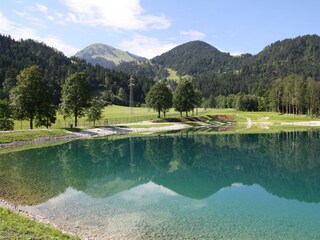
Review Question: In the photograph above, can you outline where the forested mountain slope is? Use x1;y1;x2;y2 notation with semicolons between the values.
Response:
1;34;320;102
190;35;320;97
152;40;246;76
0;34;153;104
152;35;320;80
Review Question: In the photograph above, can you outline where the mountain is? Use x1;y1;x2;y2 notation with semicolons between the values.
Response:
152;35;320;79
152;40;244;76
0;34;153;105
1;33;320;102
151;35;320;97
75;43;147;69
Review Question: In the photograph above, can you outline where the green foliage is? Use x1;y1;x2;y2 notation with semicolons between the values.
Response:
306;77;320;116
146;81;173;118
235;93;258;111
35;104;57;129
173;80;196;116
269;74;320;115
152;40;238;76
0;208;78;239
1;78;16;98
86;98;105;126
10;65;54;129
0;99;14;130
0;34;152;106
184;35;320;97
60;72;90;127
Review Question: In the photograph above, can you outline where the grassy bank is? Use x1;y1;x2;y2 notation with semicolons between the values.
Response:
12;105;320;130
0;129;69;143
0;207;78;239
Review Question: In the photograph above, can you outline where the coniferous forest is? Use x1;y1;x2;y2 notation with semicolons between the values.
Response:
0;34;153;106
1;33;320;130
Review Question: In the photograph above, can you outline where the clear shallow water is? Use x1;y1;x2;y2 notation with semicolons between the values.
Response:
1;131;320;239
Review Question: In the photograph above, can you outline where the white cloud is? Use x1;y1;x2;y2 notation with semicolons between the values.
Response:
0;12;78;56
35;3;48;14
0;12;37;39
119;34;177;59
180;30;206;40
42;36;79;56
61;0;171;30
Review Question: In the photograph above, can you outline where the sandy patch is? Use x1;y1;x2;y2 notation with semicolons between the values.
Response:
79;121;190;137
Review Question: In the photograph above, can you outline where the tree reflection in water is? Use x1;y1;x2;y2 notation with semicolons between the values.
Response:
0;131;320;205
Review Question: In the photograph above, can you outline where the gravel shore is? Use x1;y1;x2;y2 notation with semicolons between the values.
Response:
0;122;190;150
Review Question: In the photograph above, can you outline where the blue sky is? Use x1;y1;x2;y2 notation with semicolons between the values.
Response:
1;0;320;58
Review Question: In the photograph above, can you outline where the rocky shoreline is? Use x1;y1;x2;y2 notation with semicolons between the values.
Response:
0;198;85;239
0;122;190;150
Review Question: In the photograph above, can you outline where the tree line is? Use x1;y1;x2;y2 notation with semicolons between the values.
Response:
1;65;105;130
202;74;320;114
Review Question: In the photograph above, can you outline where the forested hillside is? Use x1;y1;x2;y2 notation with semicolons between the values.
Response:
153;35;320;78
1;34;320;106
206;34;320;96
0;34;153;105
152;40;245;76
72;35;320;99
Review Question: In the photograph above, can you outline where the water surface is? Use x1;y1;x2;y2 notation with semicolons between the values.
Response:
1;131;320;239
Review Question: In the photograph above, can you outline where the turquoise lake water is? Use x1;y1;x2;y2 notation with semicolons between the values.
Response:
1;131;320;239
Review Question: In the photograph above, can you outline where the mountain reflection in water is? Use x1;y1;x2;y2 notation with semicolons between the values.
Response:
0;131;320;206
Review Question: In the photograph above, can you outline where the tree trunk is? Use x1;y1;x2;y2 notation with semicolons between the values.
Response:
158;110;161;118
75;112;78;127
30;117;33;129
186;111;188;117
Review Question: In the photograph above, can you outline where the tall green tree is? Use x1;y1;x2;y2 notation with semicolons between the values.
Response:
2;78;16;98
86;98;105;126
193;89;202;115
35;103;57;129
0;99;14;130
10;65;53;129
306;77;320;116
146;81;173;118
60;72;90;127
173;80;195;117
269;78;283;112
292;75;305;115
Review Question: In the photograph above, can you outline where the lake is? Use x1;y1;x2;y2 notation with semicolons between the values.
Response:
1;131;320;239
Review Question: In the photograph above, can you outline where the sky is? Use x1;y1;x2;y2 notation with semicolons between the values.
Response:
1;0;320;59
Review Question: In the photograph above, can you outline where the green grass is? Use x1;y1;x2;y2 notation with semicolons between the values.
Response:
0;207;78;239
202;108;320;123
12;106;320;130
167;68;180;81
0;129;69;143
166;68;192;82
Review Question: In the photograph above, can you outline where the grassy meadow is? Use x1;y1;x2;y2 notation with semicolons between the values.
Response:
11;105;320;130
